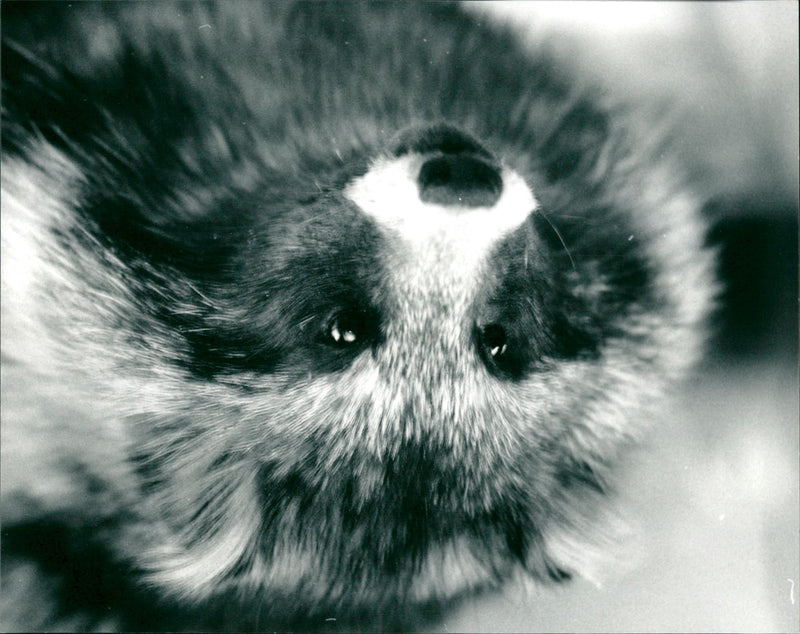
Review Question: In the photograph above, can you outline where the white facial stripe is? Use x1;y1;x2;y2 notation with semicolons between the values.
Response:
345;155;537;349
345;155;537;255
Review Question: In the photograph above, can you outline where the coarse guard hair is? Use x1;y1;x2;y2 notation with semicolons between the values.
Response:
1;1;715;630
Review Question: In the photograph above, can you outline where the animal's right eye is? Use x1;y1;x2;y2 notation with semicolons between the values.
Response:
322;308;379;349
480;323;508;359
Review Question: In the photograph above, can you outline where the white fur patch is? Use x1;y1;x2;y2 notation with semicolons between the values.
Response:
346;155;536;261
346;155;538;312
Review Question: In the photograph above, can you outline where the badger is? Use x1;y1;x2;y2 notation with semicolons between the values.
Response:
0;2;714;630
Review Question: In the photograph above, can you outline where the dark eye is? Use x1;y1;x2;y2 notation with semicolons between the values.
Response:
481;323;508;358
323;308;377;348
475;322;525;379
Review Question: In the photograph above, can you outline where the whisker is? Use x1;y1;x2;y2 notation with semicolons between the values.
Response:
536;209;576;271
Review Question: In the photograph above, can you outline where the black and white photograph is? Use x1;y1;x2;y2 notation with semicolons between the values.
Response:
1;2;797;631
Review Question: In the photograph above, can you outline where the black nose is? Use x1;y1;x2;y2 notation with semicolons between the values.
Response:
417;154;502;207
391;124;503;208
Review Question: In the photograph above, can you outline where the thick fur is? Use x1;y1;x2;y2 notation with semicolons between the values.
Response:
1;2;715;631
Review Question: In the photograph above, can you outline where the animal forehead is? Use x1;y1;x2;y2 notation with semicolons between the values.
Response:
344;155;537;256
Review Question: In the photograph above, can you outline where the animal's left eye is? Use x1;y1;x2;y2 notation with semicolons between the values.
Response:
324;308;376;348
474;321;527;379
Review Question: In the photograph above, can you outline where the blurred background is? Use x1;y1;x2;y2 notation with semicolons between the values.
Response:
441;2;799;632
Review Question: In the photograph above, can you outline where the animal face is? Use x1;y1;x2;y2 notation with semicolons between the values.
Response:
0;2;714;629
